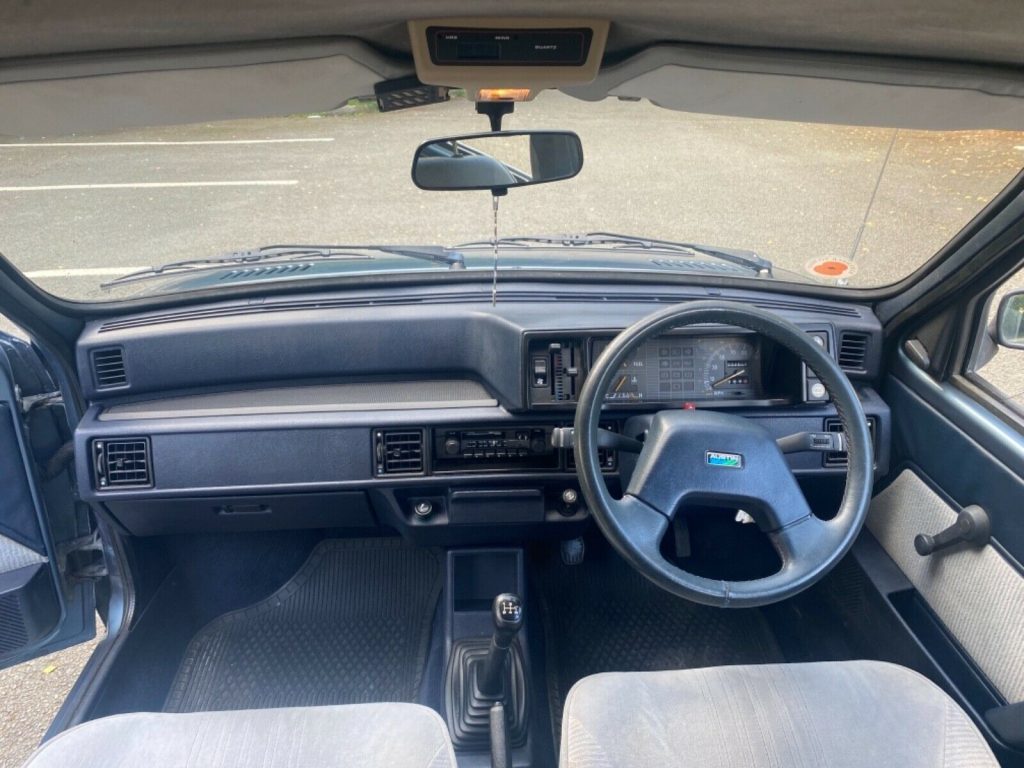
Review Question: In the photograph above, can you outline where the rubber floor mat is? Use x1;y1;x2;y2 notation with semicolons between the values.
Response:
164;538;442;712
534;541;784;735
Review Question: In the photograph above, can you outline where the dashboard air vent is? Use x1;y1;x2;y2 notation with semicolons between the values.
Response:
375;430;425;475
91;347;128;389
93;438;152;489
823;417;875;468
838;332;869;372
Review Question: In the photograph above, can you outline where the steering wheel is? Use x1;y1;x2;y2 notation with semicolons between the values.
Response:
574;301;873;608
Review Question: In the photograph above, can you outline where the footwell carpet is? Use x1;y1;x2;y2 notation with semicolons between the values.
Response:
165;538;442;712
534;541;784;734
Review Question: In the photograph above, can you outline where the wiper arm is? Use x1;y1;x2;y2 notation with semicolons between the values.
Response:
453;232;772;277
101;244;466;288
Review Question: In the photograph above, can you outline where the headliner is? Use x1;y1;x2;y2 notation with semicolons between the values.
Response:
2;0;1023;68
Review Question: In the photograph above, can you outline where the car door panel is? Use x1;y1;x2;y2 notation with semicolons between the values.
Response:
860;351;1024;760
884;365;1024;559
0;336;95;668
868;468;1024;703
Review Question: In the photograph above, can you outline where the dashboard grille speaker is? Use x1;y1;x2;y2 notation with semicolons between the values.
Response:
838;332;869;371
94;438;152;488
91;346;128;388
376;430;425;475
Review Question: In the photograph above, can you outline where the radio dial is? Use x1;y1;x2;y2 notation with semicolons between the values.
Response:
443;437;462;456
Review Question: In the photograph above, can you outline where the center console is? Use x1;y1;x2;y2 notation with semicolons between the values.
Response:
442;549;553;767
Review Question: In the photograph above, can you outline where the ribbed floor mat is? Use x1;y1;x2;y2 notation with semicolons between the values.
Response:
164;538;442;712
534;542;784;734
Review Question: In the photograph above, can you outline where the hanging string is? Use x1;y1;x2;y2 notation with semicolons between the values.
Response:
491;195;500;306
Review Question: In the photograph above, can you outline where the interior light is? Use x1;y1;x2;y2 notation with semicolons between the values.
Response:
476;88;533;102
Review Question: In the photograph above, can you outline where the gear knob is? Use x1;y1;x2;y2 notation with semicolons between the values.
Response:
492;593;524;648
477;593;524;697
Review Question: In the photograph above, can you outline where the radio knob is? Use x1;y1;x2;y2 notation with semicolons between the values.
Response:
443;437;462;456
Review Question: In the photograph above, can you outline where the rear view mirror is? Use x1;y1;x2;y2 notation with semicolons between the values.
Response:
412;130;583;193
997;290;1024;350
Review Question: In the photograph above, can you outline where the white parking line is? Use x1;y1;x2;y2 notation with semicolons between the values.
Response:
0;181;298;192
25;268;145;278
0;139;334;147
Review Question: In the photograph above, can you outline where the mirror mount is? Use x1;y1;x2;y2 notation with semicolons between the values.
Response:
476;100;515;132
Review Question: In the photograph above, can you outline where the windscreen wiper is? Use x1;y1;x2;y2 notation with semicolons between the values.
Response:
101;244;466;288
454;232;772;277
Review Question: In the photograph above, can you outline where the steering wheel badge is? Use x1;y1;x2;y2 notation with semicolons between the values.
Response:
706;451;744;468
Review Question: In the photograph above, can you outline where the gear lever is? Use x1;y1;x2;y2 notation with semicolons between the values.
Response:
444;592;528;749
477;593;524;697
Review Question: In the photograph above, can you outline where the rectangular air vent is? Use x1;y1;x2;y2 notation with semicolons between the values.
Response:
93;438;152;489
375;430;425;475
823;417;875;468
91;347;127;389
837;332;870;372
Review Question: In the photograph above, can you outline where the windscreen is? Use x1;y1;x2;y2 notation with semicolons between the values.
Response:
1;91;1021;300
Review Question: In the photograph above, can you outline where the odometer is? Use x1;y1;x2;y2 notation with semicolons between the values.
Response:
702;338;756;398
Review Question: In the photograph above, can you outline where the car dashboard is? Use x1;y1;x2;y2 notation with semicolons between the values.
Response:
72;282;891;540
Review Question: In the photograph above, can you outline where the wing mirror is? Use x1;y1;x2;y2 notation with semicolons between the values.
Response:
997;290;1024;350
411;130;583;194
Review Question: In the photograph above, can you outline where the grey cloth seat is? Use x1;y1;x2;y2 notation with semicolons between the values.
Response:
24;702;456;768
561;660;999;768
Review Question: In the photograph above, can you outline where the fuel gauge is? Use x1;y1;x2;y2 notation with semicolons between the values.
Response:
606;372;644;402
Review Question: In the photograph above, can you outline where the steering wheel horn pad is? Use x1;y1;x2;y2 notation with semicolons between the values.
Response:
626;409;813;532
573;301;873;608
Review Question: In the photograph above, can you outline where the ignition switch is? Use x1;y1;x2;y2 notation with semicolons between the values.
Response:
560;487;580;516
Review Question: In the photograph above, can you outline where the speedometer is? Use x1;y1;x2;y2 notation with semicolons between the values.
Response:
702;339;756;397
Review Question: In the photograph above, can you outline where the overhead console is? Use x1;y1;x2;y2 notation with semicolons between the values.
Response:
408;18;610;100
426;28;594;67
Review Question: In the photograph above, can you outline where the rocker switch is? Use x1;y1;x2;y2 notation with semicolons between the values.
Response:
532;357;549;386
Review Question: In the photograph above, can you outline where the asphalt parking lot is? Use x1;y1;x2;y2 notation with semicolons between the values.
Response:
0;93;1023;764
0;624;103;768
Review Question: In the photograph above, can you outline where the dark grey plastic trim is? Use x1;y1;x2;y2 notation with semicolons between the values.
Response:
99;380;496;420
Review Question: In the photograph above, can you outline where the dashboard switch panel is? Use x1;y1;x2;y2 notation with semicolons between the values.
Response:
527;338;582;405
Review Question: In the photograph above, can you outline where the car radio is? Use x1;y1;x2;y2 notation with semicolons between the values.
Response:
432;427;559;472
